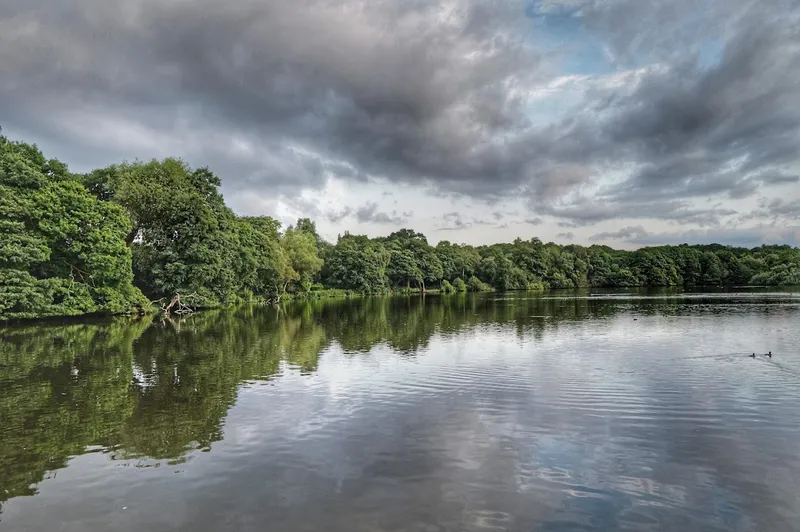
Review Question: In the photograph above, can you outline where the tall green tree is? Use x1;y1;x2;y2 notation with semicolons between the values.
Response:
87;159;251;306
382;229;442;291
0;134;147;320
386;248;423;290
237;216;285;300
280;226;324;292
322;233;390;293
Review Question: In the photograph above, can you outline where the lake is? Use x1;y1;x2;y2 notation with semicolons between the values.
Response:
1;289;799;531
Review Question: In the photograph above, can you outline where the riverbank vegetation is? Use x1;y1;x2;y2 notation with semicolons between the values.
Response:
2;132;799;320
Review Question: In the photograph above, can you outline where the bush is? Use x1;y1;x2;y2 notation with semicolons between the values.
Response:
467;276;492;292
452;277;467;292
287;288;354;300
440;279;455;293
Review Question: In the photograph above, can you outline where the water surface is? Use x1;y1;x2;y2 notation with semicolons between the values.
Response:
2;289;799;531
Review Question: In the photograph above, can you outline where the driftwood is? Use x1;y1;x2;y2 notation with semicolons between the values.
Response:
152;293;200;315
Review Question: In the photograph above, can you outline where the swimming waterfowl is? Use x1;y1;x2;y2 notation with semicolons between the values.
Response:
750;353;756;358
765;351;772;358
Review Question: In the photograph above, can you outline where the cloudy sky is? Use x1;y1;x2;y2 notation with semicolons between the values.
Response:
1;0;799;248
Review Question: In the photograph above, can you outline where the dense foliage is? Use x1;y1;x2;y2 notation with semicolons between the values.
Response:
319;235;798;294
0;136;148;319
1;131;798;320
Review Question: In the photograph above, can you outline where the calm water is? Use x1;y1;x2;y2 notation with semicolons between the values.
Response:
2;289;800;531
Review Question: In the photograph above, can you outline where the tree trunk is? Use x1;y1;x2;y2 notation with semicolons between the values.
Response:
125;227;140;248
162;293;197;315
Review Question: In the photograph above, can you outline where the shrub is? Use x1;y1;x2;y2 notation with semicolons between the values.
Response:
452;277;467;292
467;276;492;292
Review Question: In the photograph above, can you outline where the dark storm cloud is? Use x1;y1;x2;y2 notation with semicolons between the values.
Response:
438;213;473;231
354;203;410;225
542;199;737;227
323;202;410;225
628;226;800;248
590;226;649;242
0;0;540;195
523;218;544;226
597;17;800;199
491;210;521;222
437;212;492;231
590;223;800;248
755;172;800;187
1;0;798;229
284;196;324;219
740;198;800;223
325;207;354;224
522;0;800;225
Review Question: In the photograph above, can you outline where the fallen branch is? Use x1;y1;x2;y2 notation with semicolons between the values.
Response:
153;293;200;315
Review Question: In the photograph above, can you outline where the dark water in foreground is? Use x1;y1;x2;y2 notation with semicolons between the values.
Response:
2;289;800;531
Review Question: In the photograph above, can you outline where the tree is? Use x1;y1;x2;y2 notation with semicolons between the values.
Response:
0;134;147;320
467;275;492;292
280;227;324;292
89;159;250;307
676;247;702;285
622;249;664;286
510;238;548;282
436;241;479;280
387;248;423;290
322;234;390;293
452;277;467;292
237;216;285;301
701;251;726;285
382;229;442;291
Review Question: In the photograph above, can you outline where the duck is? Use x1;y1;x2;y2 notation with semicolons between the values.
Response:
750;353;756;358
765;351;772;358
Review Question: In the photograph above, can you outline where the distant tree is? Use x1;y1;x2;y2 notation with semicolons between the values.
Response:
387;248;423;290
322;233;390;293
237;216;285;300
281;227;324;292
467;275;492;292
452;277;467;292
701;251;726;285
382;229;442;292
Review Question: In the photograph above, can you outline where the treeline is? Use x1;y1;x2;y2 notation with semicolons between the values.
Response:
1;133;799;319
325;230;799;292
1;134;323;319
